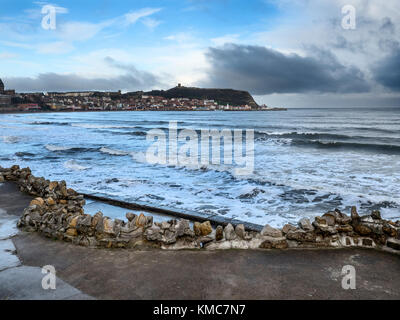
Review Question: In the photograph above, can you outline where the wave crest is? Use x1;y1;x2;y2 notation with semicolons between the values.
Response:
45;144;73;152
64;160;90;171
100;147;129;156
2;136;20;144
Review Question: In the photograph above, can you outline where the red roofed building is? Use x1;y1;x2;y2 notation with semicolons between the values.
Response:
18;104;41;111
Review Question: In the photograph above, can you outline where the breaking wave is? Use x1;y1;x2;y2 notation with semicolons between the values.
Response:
64;160;90;171
254;131;400;154
45;144;73;152
99;147;129;156
292;140;400;154
45;144;97;153
30;121;69;126
71;123;139;129
15;152;35;157
2;136;20;144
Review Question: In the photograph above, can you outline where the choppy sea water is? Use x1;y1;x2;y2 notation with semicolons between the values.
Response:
1;108;399;227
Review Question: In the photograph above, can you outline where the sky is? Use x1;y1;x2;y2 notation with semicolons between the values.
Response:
0;0;399;107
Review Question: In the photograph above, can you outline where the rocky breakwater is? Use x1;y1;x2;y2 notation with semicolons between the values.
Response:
1;165;400;253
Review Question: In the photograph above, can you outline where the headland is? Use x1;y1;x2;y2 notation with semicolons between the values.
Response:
0;79;287;113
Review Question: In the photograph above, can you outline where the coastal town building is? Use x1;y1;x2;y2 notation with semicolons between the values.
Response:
18;103;41;112
0;95;11;107
0;78;13;107
0;78;15;96
38;92;250;111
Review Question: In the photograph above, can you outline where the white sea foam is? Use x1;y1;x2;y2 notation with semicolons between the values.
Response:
381;207;400;221
130;150;240;175
257;137;293;146
72;123;136;129
45;144;73;152
2;136;20;144
257;130;290;135
130;151;149;164
64;160;90;171
100;147;129;156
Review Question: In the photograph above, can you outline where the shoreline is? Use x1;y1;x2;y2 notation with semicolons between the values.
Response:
0;109;287;115
1;165;399;253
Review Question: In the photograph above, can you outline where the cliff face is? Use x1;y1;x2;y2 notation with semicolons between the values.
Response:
143;86;258;107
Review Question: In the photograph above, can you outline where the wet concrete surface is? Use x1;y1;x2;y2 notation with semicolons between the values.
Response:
0;182;92;300
12;233;400;300
0;182;32;217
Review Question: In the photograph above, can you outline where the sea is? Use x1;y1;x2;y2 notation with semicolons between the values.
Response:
1;108;399;227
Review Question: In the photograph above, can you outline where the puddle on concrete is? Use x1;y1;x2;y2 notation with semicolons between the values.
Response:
0;209;19;240
0;239;20;271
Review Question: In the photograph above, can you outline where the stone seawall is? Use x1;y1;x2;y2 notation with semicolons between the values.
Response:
1;165;399;253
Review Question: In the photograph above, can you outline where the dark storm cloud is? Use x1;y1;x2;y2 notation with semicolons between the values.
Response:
372;47;400;91
201;44;370;95
4;58;162;92
380;17;396;34
330;35;365;53
104;56;161;86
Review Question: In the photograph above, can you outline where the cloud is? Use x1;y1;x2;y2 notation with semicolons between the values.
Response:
0;6;162;56
141;18;162;30
57;21;113;42
330;35;365;53
372;47;400;91
0;52;18;59
24;2;69;20
211;34;240;46
104;56;162;87
0;41;33;49
124;8;162;26
0;19;111;55
200;44;370;95
36;41;74;54
33;2;69;13
164;32;194;43
4;58;163;92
